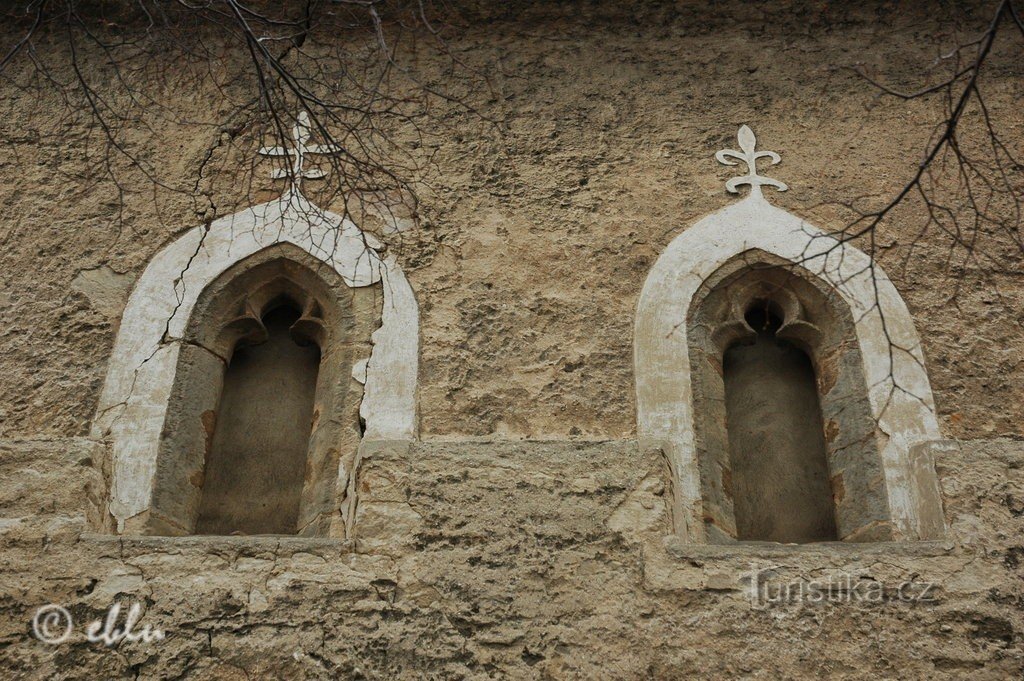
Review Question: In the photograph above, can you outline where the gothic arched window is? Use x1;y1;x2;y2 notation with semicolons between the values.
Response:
92;147;419;539
148;244;381;536
634;126;945;544
686;259;884;543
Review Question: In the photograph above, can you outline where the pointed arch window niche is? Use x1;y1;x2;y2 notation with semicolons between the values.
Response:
635;126;946;545
91;111;419;538
152;246;380;536
688;254;885;543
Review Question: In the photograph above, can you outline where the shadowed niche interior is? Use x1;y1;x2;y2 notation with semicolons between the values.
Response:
195;302;321;536
722;301;837;543
147;245;382;538
687;252;892;544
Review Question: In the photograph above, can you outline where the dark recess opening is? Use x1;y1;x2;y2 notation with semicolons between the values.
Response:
722;302;838;543
196;303;320;535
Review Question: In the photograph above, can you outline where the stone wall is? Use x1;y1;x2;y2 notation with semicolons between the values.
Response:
0;437;1020;678
1;1;1022;678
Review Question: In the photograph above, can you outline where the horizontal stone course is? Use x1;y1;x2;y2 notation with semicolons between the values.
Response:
0;437;1020;677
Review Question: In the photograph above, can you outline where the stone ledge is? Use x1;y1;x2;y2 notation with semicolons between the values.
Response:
663;535;956;560
79;532;355;554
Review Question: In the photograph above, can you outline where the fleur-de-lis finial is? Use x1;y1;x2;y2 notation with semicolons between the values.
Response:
258;111;341;190
715;125;787;195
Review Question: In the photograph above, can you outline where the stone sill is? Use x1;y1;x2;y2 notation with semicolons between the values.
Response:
664;536;956;560
80;533;354;553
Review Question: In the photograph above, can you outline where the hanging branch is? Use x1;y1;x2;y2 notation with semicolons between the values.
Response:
0;0;492;244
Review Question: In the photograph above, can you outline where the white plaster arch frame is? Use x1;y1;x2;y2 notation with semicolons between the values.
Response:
92;189;418;531
635;192;944;543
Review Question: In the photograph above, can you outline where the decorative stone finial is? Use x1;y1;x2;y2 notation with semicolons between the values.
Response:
715;125;788;195
258;111;342;190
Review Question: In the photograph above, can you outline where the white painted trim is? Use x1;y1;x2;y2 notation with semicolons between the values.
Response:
634;193;941;541
92;190;418;530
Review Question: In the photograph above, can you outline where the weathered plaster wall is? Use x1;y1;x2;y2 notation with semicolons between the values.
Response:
0;0;1021;441
0;1;1022;678
0;437;1021;678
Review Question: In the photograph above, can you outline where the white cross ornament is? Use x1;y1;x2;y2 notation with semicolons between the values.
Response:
258;110;341;189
